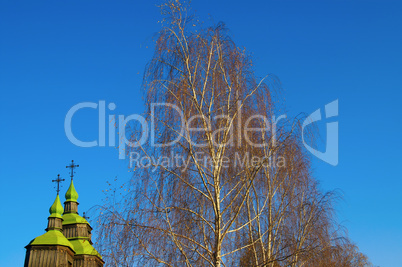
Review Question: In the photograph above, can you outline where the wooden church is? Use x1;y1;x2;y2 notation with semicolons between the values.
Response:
24;161;104;267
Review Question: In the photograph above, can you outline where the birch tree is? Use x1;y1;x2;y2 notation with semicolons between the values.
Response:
96;1;370;266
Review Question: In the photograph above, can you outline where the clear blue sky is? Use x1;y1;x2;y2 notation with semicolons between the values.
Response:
0;0;401;266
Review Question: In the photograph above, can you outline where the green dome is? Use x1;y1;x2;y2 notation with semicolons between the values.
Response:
62;213;89;226
49;195;64;219
65;180;79;202
27;230;75;251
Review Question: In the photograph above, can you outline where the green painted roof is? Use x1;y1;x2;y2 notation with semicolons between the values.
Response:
69;239;102;258
62;213;89;225
28;230;75;251
49;195;64;219
65;180;79;202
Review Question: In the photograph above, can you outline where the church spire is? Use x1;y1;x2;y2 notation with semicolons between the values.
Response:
62;161;104;265
47;174;65;230
64;160;80;213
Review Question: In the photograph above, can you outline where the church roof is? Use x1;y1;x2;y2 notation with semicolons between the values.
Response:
69;239;102;258
62;213;90;225
27;230;75;251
